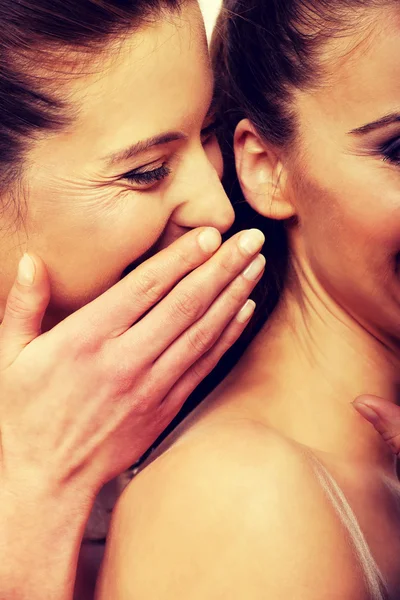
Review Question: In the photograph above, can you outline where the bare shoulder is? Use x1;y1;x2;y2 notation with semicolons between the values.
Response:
96;420;368;600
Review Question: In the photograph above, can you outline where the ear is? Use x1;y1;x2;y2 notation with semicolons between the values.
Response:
234;119;296;220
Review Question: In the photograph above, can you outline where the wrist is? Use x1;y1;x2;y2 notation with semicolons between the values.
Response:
2;479;92;532
1;464;96;518
0;477;94;600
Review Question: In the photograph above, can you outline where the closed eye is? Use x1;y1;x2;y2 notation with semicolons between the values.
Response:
122;163;171;187
380;136;400;167
120;118;222;188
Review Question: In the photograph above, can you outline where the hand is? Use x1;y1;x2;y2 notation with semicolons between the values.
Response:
353;395;400;456
0;226;265;501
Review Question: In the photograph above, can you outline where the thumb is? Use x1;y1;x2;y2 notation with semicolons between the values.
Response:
353;395;400;456
0;253;51;367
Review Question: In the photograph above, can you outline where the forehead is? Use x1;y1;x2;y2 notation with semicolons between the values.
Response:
61;2;212;153
295;5;400;137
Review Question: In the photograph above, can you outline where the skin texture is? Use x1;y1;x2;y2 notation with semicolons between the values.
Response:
97;5;400;599
0;1;234;326
0;3;272;599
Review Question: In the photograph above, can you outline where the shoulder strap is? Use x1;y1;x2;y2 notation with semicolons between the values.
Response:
306;452;390;600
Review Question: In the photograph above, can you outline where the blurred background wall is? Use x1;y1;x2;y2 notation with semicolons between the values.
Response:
199;0;222;40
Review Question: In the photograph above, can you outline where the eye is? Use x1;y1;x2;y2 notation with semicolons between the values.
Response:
381;136;400;167
121;163;171;187
201;117;222;145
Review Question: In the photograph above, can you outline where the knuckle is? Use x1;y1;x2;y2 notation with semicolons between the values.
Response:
114;366;162;414
110;366;133;396
5;291;33;320
384;431;400;454
107;356;141;393
218;250;240;277
186;325;214;355
192;356;214;380
134;269;164;305
225;281;247;305
172;289;203;322
56;322;101;358
189;363;206;383
222;328;241;349
172;247;199;271
124;391;154;417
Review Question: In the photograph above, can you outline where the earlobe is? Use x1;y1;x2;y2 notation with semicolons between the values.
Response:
234;119;296;221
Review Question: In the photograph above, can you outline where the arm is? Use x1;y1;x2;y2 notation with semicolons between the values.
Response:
0;484;91;600
0;228;264;600
97;426;368;600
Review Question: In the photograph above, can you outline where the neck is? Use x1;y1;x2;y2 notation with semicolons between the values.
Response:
228;271;400;476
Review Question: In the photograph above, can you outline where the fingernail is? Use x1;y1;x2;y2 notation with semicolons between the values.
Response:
243;254;266;280
17;254;36;286
238;229;265;256
236;299;256;323
352;402;380;425
198;228;222;253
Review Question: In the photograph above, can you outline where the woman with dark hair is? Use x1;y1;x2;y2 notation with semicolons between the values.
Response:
0;0;272;598
99;1;400;598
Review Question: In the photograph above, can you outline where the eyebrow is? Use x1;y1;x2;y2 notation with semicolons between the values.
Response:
103;131;188;166
348;112;400;136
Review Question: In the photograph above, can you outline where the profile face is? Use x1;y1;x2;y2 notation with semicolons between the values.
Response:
239;5;400;347
0;1;234;325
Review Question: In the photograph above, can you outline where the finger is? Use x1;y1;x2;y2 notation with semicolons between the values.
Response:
159;300;256;418
68;227;223;339
0;254;51;367
154;255;265;384
353;395;400;455
122;229;265;361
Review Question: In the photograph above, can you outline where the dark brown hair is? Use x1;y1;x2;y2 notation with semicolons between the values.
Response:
162;0;392;431
133;0;393;454
0;0;181;189
211;0;391;333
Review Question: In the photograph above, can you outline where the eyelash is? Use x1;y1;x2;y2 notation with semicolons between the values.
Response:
123;164;171;186
381;136;400;166
121;119;222;187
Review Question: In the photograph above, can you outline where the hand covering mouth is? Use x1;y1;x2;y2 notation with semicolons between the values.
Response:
120;225;191;280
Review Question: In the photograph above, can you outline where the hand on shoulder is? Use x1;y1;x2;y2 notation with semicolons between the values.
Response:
96;421;369;600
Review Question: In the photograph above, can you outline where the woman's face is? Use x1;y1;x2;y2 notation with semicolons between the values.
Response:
277;7;400;347
0;1;234;324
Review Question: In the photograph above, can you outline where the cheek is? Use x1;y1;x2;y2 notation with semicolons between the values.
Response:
287;129;400;336
25;185;168;312
292;169;400;288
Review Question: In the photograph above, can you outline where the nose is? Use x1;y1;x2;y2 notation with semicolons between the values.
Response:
171;147;235;234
